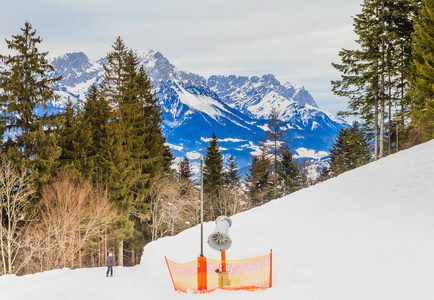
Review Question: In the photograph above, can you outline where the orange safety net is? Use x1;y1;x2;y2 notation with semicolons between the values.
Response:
165;250;272;294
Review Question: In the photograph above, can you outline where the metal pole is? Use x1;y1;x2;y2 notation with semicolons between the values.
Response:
200;154;204;257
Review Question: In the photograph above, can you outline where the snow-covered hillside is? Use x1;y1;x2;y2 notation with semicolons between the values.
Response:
1;140;433;300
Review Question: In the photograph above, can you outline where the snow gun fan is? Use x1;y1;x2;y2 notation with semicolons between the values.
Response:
207;216;232;251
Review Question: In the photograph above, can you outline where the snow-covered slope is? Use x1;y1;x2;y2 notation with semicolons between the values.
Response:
1;140;433;300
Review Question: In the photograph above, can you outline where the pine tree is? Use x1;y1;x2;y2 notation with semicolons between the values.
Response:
224;156;241;187
162;144;175;176
137;64;165;187
411;0;434;139
100;39;135;265
204;133;224;193
85;82;133;266
387;0;419;151
57;99;93;181
245;154;272;206
328;129;350;176
332;0;419;158
178;156;193;181
0;22;61;188
277;149;300;196
127;62;166;258
316;166;331;183
260;110;289;190
83;86;136;258
203;133;224;220
329;122;372;176
100;38;166;264
83;85;114;189
177;155;194;198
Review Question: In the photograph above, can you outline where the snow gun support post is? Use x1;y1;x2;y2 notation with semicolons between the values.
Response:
208;216;232;287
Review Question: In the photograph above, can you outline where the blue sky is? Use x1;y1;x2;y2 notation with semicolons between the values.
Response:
1;0;362;115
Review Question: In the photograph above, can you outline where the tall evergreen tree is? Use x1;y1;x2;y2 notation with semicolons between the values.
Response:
126;61;166;258
178;155;194;197
99;38;135;265
100;38;166;264
260;110;289;191
245;153;272;206
277;149;300;196
86;84;133;262
224;156;241;187
332;0;419;158
0;22;61;188
203;133;224;220
57;99;93;181
83;85;114;189
387;0;419;151
162;144;175;176
410;0;434;139
204;133;224;193
329;122;372;177
178;156;193;181
137;65;165;187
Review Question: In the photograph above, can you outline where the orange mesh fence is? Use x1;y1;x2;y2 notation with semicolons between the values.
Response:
165;250;272;293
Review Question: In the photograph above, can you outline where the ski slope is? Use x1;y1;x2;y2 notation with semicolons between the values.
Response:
1;140;434;300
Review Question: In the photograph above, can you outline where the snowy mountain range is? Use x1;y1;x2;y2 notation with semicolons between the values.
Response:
3;50;348;174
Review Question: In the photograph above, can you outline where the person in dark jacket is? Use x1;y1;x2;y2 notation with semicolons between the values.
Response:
106;253;115;277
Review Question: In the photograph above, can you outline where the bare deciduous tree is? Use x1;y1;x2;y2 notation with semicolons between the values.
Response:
215;186;251;218
146;177;199;241
0;157;35;275
29;173;116;271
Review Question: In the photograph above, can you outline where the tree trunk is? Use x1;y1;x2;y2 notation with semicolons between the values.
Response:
380;54;385;159
374;96;379;161
396;124;399;152
374;57;379;161
388;73;392;155
379;4;385;159
118;240;123;266
380;100;385;159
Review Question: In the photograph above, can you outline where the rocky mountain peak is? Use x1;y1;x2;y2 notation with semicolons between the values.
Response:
51;52;102;87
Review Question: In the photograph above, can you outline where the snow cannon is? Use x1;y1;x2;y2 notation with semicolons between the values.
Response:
208;216;232;251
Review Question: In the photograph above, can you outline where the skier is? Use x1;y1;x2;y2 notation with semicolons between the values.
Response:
106;253;115;277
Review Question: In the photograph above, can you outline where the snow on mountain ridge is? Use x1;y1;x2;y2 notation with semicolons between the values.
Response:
51;52;103;87
208;74;319;121
176;85;232;121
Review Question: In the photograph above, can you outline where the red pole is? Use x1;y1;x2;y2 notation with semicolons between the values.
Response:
221;251;226;273
197;256;207;293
